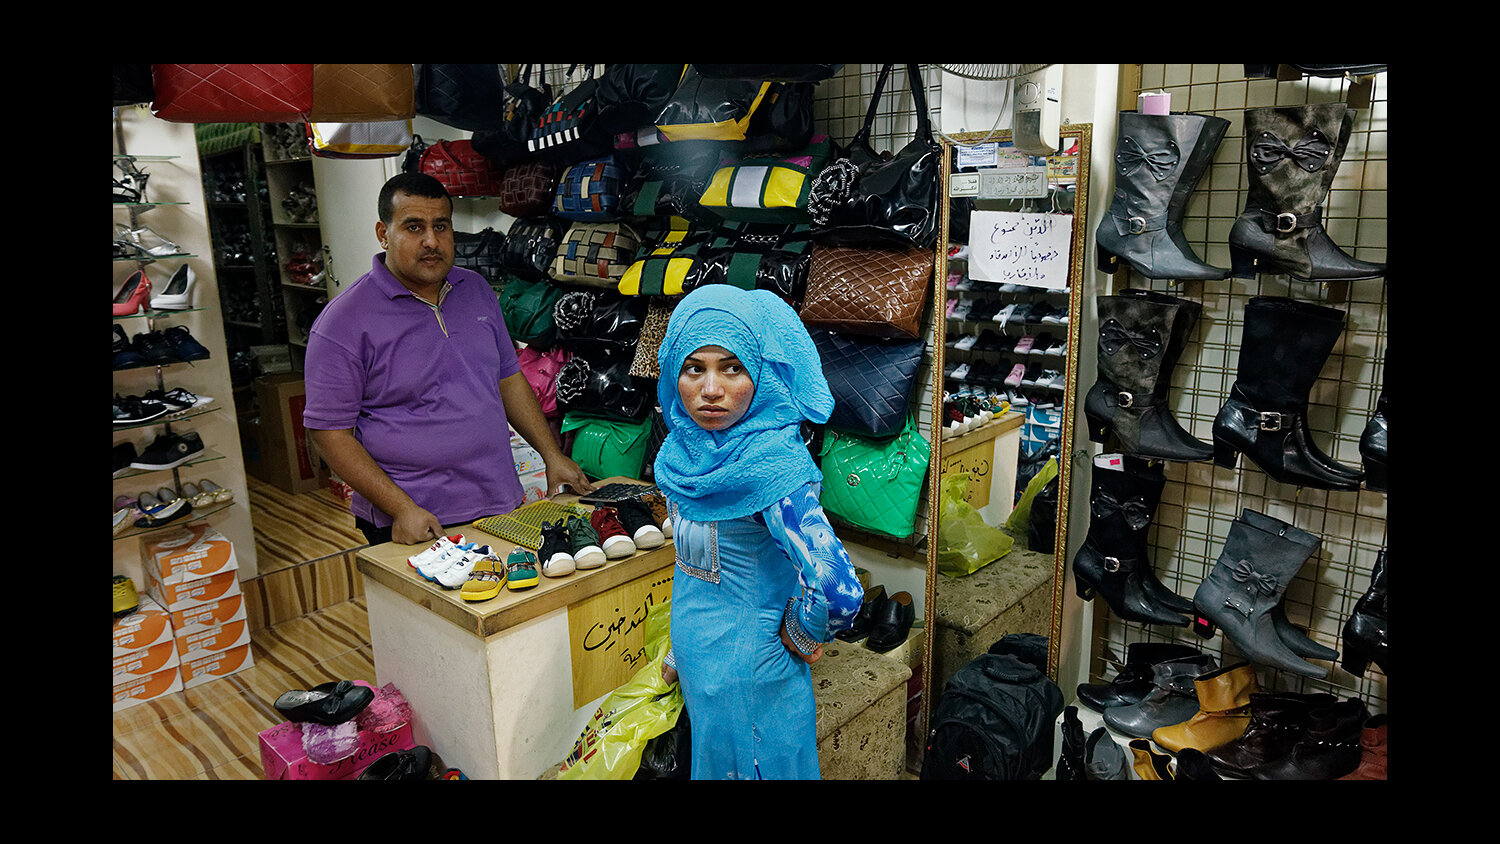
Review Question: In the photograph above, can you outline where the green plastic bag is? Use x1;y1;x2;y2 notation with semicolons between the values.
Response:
936;472;1015;577
1006;456;1059;536
557;599;684;779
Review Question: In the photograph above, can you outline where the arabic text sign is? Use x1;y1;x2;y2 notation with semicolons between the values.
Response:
969;210;1074;291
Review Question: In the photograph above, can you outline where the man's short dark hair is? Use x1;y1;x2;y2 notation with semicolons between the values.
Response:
378;172;453;224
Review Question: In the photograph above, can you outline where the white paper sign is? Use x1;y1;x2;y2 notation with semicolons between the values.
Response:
968;210;1074;290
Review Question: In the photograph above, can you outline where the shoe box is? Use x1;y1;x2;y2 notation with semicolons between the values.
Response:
243;372;328;495
510;427;550;504
113;595;184;712
141;524;240;586
258;681;417;780
170;593;252;672
139;526;255;688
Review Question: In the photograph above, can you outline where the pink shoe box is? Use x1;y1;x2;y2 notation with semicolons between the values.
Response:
143;525;239;586
258;682;416;780
178;643;255;689
147;566;242;614
113;594;174;657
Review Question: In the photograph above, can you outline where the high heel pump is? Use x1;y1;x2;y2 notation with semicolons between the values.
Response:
113;270;152;316
149;264;197;310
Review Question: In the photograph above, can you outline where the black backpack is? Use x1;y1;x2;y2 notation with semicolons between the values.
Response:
921;636;1064;780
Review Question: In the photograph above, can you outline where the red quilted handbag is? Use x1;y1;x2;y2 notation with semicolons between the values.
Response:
415;137;505;197
150;64;313;122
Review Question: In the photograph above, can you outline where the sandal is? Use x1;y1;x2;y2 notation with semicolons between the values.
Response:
113;177;143;204
460;554;505;602
115;223;182;258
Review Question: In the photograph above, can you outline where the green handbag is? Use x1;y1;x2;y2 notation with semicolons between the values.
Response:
818;414;931;539
498;273;565;347
561;412;654;481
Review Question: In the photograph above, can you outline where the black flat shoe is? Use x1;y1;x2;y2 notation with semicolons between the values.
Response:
358;745;442;780
835;584;886;642
274;679;375;726
866;590;915;653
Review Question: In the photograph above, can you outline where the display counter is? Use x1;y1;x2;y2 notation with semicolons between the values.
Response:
355;478;674;780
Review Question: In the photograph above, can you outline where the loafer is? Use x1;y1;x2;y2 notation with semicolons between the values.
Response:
866;590;915;652
835;584;886;642
274;679;376;726
358;745;445;780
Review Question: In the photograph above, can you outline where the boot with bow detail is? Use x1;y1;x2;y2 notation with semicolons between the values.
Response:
1151;661;1259;754
1229;102;1386;282
1103;653;1217;739
1203;690;1336;777
1076;640;1204;712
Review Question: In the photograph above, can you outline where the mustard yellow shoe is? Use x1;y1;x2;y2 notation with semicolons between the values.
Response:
1151;661;1259;754
460;555;505;602
113;575;139;618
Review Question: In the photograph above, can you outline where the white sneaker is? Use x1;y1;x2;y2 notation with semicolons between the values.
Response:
437;545;495;589
408;535;464;573
992;303;1017;326
954;334;978;350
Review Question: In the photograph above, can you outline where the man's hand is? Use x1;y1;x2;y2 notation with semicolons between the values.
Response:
390;504;446;546
546;455;597;497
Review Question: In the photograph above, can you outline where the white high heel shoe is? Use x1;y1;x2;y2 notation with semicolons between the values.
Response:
150;264;197;310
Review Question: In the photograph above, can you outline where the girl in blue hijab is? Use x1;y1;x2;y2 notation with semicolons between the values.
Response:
654;285;864;780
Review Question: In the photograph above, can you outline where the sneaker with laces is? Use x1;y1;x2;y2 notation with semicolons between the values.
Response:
639;490;672;539
162;326;211;362
566;515;606;570
438;545;496;589
415;540;474;582
113;575;139;618
129;431;205;471
506;547;540;590
538;520;576;577
1004;363;1027;389
590;507;637;559
616;499;665;550
407;535;462;572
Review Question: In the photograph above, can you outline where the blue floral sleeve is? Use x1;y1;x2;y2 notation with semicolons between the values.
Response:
762;483;864;655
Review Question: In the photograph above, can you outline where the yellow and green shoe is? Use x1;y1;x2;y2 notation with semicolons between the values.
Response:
505;547;540;591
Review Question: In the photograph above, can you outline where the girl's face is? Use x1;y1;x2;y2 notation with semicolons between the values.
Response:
677;345;755;431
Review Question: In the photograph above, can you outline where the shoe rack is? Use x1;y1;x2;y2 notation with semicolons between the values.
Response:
261;122;330;361
113;105;258;579
1080;66;1388;717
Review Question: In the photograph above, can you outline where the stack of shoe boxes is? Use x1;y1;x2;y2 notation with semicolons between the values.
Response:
141;525;255;688
113;594;183;712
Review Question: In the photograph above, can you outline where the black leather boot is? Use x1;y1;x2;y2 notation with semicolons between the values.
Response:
1203;690;1337;777
1229;103;1386;282
1341;549;1388;677
1075;640;1203;712
1096;111;1232;280
1212;296;1364;490
1072;455;1194;626
1250;697;1368;780
1055;706;1087;781
1192;509;1333;678
1085;290;1214;462
1360;355;1388;492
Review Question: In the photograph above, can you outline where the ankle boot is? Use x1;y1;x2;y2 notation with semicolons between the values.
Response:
1203;690;1337;777
1083;727;1131;780
1360;356;1388;492
1337;713;1387;780
1192;509;1332;678
1103;653;1217;739
1129;739;1175;780
1229;103;1386;282
1072;455;1194;626
1341;548;1388;677
1212;296;1364;490
1096;111;1232;280
1151;661;1259;753
1173;748;1223;780
1076;640;1203;712
1250;697;1368;779
1085;290;1214;461
1055;706;1087;781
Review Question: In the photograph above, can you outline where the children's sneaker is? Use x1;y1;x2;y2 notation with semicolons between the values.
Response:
566;515;606;570
407;535;465;573
437;545;496;590
590;507;637;559
616;499;665;550
506;547;540;590
113;575;139;618
640;490;672;539
538;520;576;577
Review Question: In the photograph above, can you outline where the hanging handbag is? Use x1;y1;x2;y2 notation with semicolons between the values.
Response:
150;64;313;122
697;135;833;223
808;64;942;250
548;222;642;288
497;160;562;218
553;155;628;221
655;67;772;142
307;120;413;159
800;242;933;339
309;64;415;122
407;135;505;197
683;221;815;301
555;348;653;420
595;64;688;135
472;64;554;168
692;65;845;83
519;345;572;419
619;140;723;221
553;289;648;350
451;227;507;286
617;219;712;296
629;298;679;379
414;64;508;131
561;412;655;478
812;330;925;437
502;217;569;282
499;273;567;348
529;64;614;164
741;82;817;154
818;414;931;539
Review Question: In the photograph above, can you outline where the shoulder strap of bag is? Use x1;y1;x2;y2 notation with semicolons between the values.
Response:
851;64;933;149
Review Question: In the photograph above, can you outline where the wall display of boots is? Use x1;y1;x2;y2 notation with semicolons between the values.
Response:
1072;65;1386;781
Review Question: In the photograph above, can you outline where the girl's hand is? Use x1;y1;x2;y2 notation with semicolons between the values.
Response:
781;623;823;665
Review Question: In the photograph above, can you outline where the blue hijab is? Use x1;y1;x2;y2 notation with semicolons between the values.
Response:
654;286;834;522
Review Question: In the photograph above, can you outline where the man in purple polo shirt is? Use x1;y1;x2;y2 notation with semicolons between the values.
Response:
303;173;593;546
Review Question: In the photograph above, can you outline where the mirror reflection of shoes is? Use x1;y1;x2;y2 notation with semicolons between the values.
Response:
835;584;887;642
866;590;915;653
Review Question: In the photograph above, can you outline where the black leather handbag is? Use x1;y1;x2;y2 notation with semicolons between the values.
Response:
552;289;648;350
595;64;688;135
555;346;654;420
414;64;509;131
812;329;925;437
502;217;568;282
810;63;941;250
472;63;553;168
451;227;506;286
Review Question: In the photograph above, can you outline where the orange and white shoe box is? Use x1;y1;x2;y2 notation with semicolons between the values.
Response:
142;525;239;586
171;593;252;666
179;644;255;689
147;566;242;615
112;595;184;712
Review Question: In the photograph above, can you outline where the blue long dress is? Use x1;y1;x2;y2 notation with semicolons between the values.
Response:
666;482;863;780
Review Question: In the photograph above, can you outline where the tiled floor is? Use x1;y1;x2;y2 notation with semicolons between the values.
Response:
112;597;374;780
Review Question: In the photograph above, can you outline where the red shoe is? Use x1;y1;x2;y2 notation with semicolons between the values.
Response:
113;270;152;316
589;507;637;559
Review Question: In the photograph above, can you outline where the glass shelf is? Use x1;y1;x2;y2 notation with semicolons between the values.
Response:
114;251;197;264
112;447;227;483
112;404;221;433
114;154;180;163
114;201;190;209
113;305;212;323
113;498;234;543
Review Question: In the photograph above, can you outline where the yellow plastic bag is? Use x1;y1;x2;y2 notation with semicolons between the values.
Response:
557;599;684;779
1005;456;1059;536
936;472;1015;577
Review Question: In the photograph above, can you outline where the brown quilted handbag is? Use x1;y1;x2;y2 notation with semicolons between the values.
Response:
800;243;933;339
498;161;562;218
309;64;416;122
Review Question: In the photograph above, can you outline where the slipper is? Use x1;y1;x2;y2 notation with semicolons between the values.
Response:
460;554;505;602
302;720;361;765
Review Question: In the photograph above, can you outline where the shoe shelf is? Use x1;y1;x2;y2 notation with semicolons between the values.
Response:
113;404;220;432
261;123;327;356
114;497;234;543
113;446;228;483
